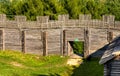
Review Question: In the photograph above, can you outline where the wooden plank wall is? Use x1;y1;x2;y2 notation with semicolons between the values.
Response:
47;29;61;55
25;30;43;55
1;27;120;56
64;28;85;55
4;29;21;51
89;28;108;55
111;29;120;39
104;60;120;76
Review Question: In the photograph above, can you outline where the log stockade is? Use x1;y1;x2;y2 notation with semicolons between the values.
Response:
0;14;119;56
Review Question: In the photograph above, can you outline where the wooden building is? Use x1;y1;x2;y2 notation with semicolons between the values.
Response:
99;36;120;76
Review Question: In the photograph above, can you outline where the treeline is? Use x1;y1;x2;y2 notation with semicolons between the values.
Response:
0;0;120;20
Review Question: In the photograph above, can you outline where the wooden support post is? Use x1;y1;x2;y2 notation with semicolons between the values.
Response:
0;29;5;50
2;29;5;50
63;30;66;55
43;31;48;56
22;31;26;53
107;31;113;43
60;29;63;55
84;28;90;58
67;42;73;56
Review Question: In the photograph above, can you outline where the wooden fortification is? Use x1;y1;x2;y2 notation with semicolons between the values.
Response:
0;14;119;57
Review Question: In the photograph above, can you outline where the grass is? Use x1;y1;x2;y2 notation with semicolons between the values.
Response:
71;58;104;76
0;50;70;76
0;50;103;76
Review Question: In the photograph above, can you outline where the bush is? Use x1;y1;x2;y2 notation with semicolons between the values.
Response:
73;41;84;54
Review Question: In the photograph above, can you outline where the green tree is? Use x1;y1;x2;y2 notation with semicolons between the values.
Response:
4;0;44;20
85;0;105;19
0;0;10;14
105;0;120;20
73;41;84;54
43;0;67;19
20;0;44;20
1;0;120;20
65;0;84;19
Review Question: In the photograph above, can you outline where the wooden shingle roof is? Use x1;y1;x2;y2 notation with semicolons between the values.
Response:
99;36;120;64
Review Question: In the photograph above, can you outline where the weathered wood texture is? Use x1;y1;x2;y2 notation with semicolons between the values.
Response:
67;42;73;56
25;30;43;55
63;28;84;55
104;60;120;76
4;29;21;51
63;30;66;55
47;29;61;55
107;31;113;43
110;29;120;39
0;29;4;50
84;28;90;58
43;31;48;56
1;27;120;56
21;31;26;53
0;14;116;29
0;14;120;56
90;28;108;55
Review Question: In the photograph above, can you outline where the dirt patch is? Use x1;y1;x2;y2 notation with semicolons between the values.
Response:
67;54;83;66
10;61;25;68
67;59;82;66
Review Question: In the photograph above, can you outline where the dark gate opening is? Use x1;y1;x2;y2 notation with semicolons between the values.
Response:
68;41;84;56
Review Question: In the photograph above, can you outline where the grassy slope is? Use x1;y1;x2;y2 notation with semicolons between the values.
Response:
71;58;104;76
0;50;103;76
0;50;70;76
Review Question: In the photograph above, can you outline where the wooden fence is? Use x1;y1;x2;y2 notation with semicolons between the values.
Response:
0;14;120;57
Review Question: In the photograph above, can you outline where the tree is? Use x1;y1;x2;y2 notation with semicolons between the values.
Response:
0;0;10;14
4;0;44;20
20;0;44;20
65;0;84;19
105;0;120;20
85;0;105;19
73;41;84;54
0;0;120;20
43;0;67;19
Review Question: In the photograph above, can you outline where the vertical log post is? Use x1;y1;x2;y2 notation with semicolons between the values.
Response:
2;29;5;50
0;29;5;50
60;29;63;55
22;31;26;53
107;31;113;43
63;30;66;55
43;31;48;56
84;28;90;58
67;42;73;56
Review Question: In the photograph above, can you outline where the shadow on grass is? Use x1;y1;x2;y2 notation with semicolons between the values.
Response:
32;58;103;76
71;58;103;76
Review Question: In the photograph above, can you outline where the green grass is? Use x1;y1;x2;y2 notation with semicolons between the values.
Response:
0;50;70;76
71;58;104;76
0;50;103;76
